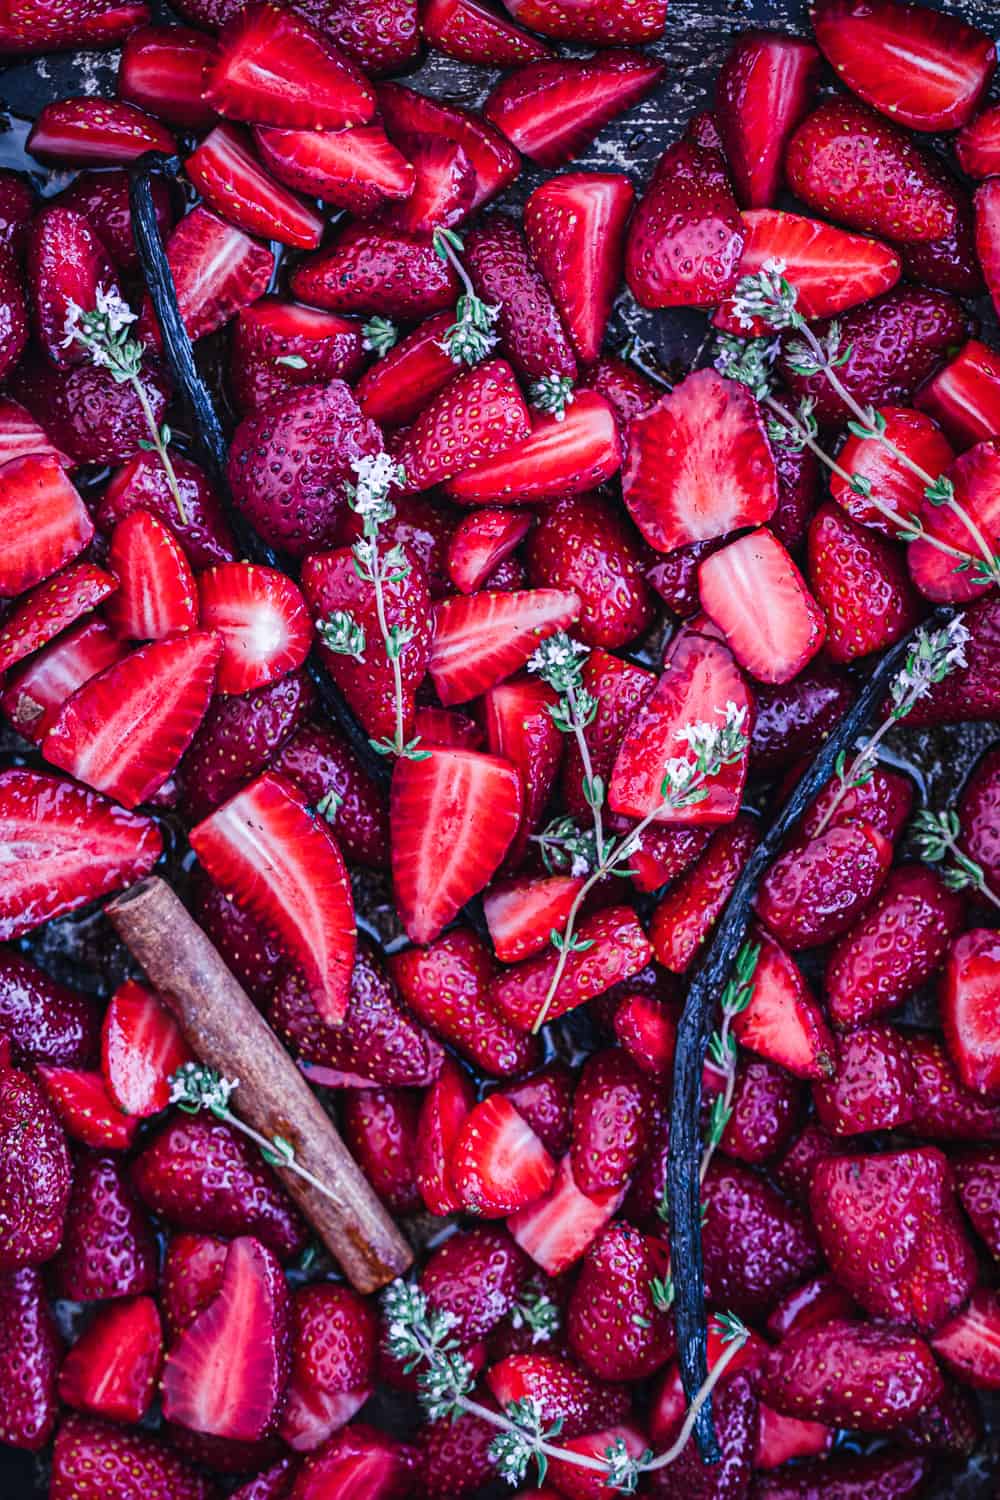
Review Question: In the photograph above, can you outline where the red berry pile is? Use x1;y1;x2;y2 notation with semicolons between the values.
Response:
1;0;1000;1495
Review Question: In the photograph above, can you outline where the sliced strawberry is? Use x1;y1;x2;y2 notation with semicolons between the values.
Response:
413;706;482;749
142;205;274;348
484;875;585;963
255;122;414;214
205;2;374;129
812;0;995;132
699;527;826;684
341;1086;421;1214
649;813;759;971
422;0;550;64
36;1065;138;1150
280;1283;377;1451
525;172;634;364
485;51;662;168
490;904;651;1031
712;31;820;208
501;0;665;43
447;508;532;594
99;451;237;570
27;98;175;165
377;80;520;211
58;1296;162;1423
450;1094;555;1217
626;137;744;309
916;338;1000;451
754;1406;833;1470
51;1413;212;1500
390;748;522;943
732;928;835;1079
354;312;458;427
197;563;311;694
118;24;219;130
623;369;778;553
957;101;1000;178
191;772;356;1026
392;359;532;494
288;1423;416;1499
508;1154;624;1274
483;675;564;865
465;214;577;387
291;222;458;320
830;405;954;533
613;990;678;1078
0;562;117;677
416;1056;475;1216
27;207;118;369
610;631;753;824
0;397;70;473
383;136;475;235
942;928;1000;1097
186;124;324;250
932;1288;1000;1390
162;1235;291;1441
271;718;389;869
0;769;161;940
813;1023;917;1136
445;391;621;507
429;588;579;705
756;820;893;950
104;510;198;642
907;437;1000;603
230;298;365;413
0;455;93;600
101;980;191;1117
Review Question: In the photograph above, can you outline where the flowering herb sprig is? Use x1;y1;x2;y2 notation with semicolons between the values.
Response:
316;453;429;761
912;808;1000;912
529;700;751;1033
813;617;970;836
362;316;399;357
529;372;576;421
509;1286;561;1345
63;287;188;524
700;940;759;1180
432;227;500;365
382;1280;748;1493
528;632;605;862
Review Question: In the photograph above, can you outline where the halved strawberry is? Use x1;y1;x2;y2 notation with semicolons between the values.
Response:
942;928;1000;1098
483;674;564;866
197;563;312;694
830;405;954;533
254;123;415;215
907;437;1000;603
443;391;622;505
27;206;118;369
524;172;634;364
623;369;778;553
101;980;192;1117
812;0;995;132
393;359;531;494
58;1296;162;1423
931;1287;1000;1389
291;222;458;320
428;587;580;704
916;339;1000;451
0;562;117;677
191;772;356;1026
422;0;550;65
383;136;475;235
626;137;744;309
205;3;375;129
377;80;520;210
186;124;323;250
957;102;1000;178
714;31;820;207
732;928;835;1079
230;298;365;414
118;24;219;131
413;706;482;749
27;99;175;165
1;0;149;56
699;527;826;684
162;1235;291;1441
36;1067;139;1149
354;312;457;427
105;510;198;642
44;631;221;808
508;1156;622;1274
447;508;533;594
141;206;274;348
484;874;585;963
0;397;70;472
449;1094;555;1217
391;748;522;943
3;621;125;745
416;1056;475;1216
501;0;665;43
0;454;93;599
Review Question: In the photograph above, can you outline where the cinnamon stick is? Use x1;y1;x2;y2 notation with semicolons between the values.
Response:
107;875;413;1293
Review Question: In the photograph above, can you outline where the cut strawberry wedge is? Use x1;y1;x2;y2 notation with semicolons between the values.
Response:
942;928;1000;1097
58;1296;163;1424
449;1094;556;1217
37;1066;140;1149
2;620;126;744
483;874;585;963
907;438;1000;603
44;631;221;808
118;24;219;131
489;905;651;1030
391;748;522;944
27;98;176;165
698;528;827;684
141;206;274;348
0;454;93;598
422;0;550;65
508;1154;625;1275
191;772;356;1025
976;178;1000;321
812;0;995;132
957;102;1000;179
443;391;622;506
28;206;120;369
931;1288;1000;1389
377;81;520;210
197;562;312;694
428;588;581;705
610;630;753;824
354;313;456;428
101;980;192;1117
105;510;198;642
830;405;955;534
447;509;533;594
714;31;820;207
0;398;71;472
161;1235;291;1441
483;675;564;866
623;368;778;553
204;2;375;130
416;1056;475;1216
186;124;324;250
713;210;902;335
916;339;1000;451
382;136;476;235
0;562;117;677
732;929;836;1080
254;124;415;215
0;769;161;939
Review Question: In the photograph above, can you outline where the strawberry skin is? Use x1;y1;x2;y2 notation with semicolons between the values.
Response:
489;905;652;1031
98;451;237;570
942;927;1000;1097
58;1295;163;1424
562;648;655;819
755;821;892;949
52;1150;156;1301
702;1157;820;1317
497;1057;574;1155
416;1056;474;1216
717;1054;802;1165
0;949;100;1069
907;436;1000;604
11;351;170;469
762;1318;943;1431
0;1267;60;1451
808;501;921;661
0;250;26;386
648;1372;758;1499
625;138;744;309
354;312;458;429
391;360;532;494
916;338;1000;451
486;1352;630;1439
958;744;1000;901
931;1287;1000;1390
55;166;174;274
423;0;550;63
118;23;220;130
28;205;118;368
190;868;285;1009
483;874;584;963
36;1067;139;1151
51;1413;213;1500
272;719;389;868
450;1094;556;1216
421;1223;531;1342
813;1023;917;1136
378;80;520;211
0;1061;70;1272
291;223;459;320
447;508;533;595
525;491;654;649
714;31;820;207
280;1282;376;1451
160;1233;228;1339
464;214;577;385
566;1222;674;1380
501;0;666;44
570;1047;655;1194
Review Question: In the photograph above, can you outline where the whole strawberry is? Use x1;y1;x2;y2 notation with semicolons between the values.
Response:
701;1158;820;1317
0;1267;60;1451
51;1412;214;1500
567;1221;674;1380
51;1150;156;1302
0;1056;70;1270
761;1318;943;1431
626;138;745;308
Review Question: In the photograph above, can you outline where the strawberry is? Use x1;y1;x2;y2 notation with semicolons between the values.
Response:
702;1158;819;1317
796;761;914;843
101;980;191;1117
0;769;161;940
545;1425;650;1500
186;124;324;250
190;867;285;1007
98;451;237;570
179;669;314;821
954;1148;1000;1257
613;990;678;1077
383;136;475;236
899;162;985;299
766;1275;859;1340
56;167;174;274
903;596;1000;728
390;928;538;1076
164;1420;285;1475
104;510;198;642
354;313;458;427
625;137;744;309
132;1114;308;1259
942;927;1000;1097
490;905;652;1031
500;0;666;44
444;391;622;506
52;1150;156;1300
429;588;579;704
416;1055;475;1215
59;1296;162;1423
808;502;921;660
254;122;413;214
37;1067;139;1150
291;223;459;320
343;1090;418;1213
297;0;420;76
813;1022;917;1135
916;339;1000;451
908;436;1000;604
484;51;663;169
570;1047;655;1194
280;1283;376;1451
447;508;533;595
377;81;520;211
450;1093;556;1216
894;1381;981;1457
27;99;175;166
160;1233;228;1337
464;215;577;385
756;1452;929;1498
811;0;995;132
118;24;220;130
11;351;171;468
829;405;954;534
51;1413;213;1500
290;1422;416;1499
958;744;1000;901
764;1318;942;1431
0;454;93;599
648;1372;758;1499
562;649;655;819
141;205;275;347
232;1459;298;1498
755;821;892;950
205;2;374;128
774;1121;849;1203
272;720;388;867
931;1288;1000;1389
566;1221;673;1380
0;0;148;54
714;31;820;207
28;206;118;368
715;1054;802;1164
625;824;712;893
648;815;759;973
488;1353;630;1437
422;0;549;64
587;354;660;433
413;1404;496;1499
525;492;654;649
648;1326;767;1443
524;173;634;363
497;1059;574;1155
905;1031;1000;1142
163;1235;291;1441
393;360;533;494
421;1224;531;1341
732;928;835;1079
0;169;33;255
483;875;585;963
272;939;442;1088
197;564;311;694
611;632;754;825
0;561;118;679
0;396;70;472
699;527;826;683
509;1154;624;1274
0;949;100;1069
230;299;365;413
0;1267;60;1451
0;1059;70;1271
0;247;27;381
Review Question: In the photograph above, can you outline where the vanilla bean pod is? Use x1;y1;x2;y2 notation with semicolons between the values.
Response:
666;609;952;1460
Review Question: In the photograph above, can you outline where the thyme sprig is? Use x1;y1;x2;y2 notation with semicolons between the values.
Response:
362;316;399;357
529;372;576;421
433;227;500;365
912;808;1000;912
527;632;604;863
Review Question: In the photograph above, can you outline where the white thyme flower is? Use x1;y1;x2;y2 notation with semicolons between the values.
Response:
761;257;787;277
527;634;588;677
169;1061;239;1112
349;451;405;516
61;299;84;348
570;853;591;878
94;283;138;334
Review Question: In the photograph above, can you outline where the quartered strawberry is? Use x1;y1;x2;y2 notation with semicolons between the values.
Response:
179;669;314;822
141;205;275;347
52;1149;156;1301
699;526;826;683
931;1288;1000;1389
830;405;953;533
280;1283;376;1451
525;491;653;649
904;1031;1000;1143
484;875;585;963
445;391;622;506
497;1059;574;1156
393;360;532;494
186;124;324;250
377;81;520;211
59;1296;162;1423
812;0;995;132
390;928;538;1077
56;167;173;274
27;98;175;166
429;587;579;704
501;0;666;44
702;1157;820;1317
480;675;563;863
447;508;533;594
99;452;237;570
733;930;834;1079
254;122;413;214
485;51;663;168
192;772;356;1026
814;1022;916;1135
465;214;577;386
0;455;93;600
763;1318;942;1431
917;338;1000;451
291;1422;415;1499
51;1413;213;1500
11;351;170;469
197;564;311;694
28;206;117;369
566;1222;673;1380
0;950;100;1070
231;300;365;414
36;1068;138;1150
755;821;892;949
450;1094;555;1217
525;173;634;364
562;649;655;819
490;904;652;1031
509;1154;623;1274
942;927;1000;1097
118;24;219;130
713;31;819;209
716;1054;802;1164
161;1234;228;1339
0;1058;70;1272
383;136;475;235
420;1223;531;1342
422;0;550;64
570;1047;655;1194
104;510;198;642
626;137;744;309
416;1056;475;1216
808;501;921;660
0;1267;60;1451
101;981;191;1117
0;562;118;681
0;769;161;941
296;222;460;321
